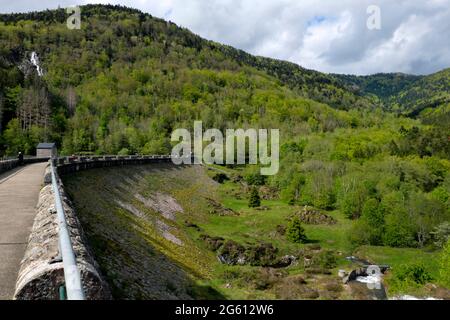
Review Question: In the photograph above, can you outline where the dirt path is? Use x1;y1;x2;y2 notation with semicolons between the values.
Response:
0;162;47;300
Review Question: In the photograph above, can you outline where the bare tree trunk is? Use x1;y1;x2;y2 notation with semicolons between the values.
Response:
66;86;77;116
17;85;52;136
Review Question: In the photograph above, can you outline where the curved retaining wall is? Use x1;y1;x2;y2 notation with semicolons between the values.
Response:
55;155;173;175
14;156;174;300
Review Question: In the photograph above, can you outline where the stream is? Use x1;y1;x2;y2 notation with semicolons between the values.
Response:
345;256;388;300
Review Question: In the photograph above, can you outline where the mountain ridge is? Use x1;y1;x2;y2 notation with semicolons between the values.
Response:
0;4;448;156
0;4;381;111
1;4;448;117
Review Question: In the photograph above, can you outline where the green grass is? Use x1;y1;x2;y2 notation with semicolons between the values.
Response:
302;211;353;251
203;179;354;254
355;246;440;273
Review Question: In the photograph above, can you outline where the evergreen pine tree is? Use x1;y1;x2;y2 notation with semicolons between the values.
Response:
248;187;261;208
286;216;307;243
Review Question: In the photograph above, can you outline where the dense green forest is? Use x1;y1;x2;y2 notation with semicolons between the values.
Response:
0;5;449;295
335;70;450;116
333;73;422;105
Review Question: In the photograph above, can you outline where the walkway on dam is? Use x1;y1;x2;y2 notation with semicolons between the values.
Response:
0;162;47;300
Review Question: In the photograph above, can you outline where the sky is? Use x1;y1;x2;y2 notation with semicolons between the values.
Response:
1;0;449;75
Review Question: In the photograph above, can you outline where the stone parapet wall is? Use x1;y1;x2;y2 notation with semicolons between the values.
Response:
14;162;111;300
0;160;18;175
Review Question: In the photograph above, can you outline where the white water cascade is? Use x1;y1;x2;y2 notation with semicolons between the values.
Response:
30;51;43;76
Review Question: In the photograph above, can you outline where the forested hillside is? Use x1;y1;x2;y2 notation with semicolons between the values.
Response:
0;4;449;298
333;73;422;105
0;5;447;155
335;70;450;116
394;68;450;116
0;4;383;156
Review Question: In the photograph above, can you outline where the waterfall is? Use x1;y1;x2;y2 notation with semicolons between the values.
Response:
30;51;43;77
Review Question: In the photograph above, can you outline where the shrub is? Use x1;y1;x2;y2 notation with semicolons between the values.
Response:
390;264;433;292
212;172;229;184
218;240;246;265
245;243;278;266
244;167;267;186
218;241;279;266
199;234;225;251
312;250;337;269
248;187;261;208
286;217;307;244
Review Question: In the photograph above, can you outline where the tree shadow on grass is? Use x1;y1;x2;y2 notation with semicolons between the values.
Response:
187;283;226;300
303;239;320;244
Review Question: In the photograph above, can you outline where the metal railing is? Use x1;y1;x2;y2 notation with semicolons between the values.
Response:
50;161;85;300
56;154;172;163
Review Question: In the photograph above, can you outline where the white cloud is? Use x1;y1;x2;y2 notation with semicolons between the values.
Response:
294;11;353;71
1;0;449;75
